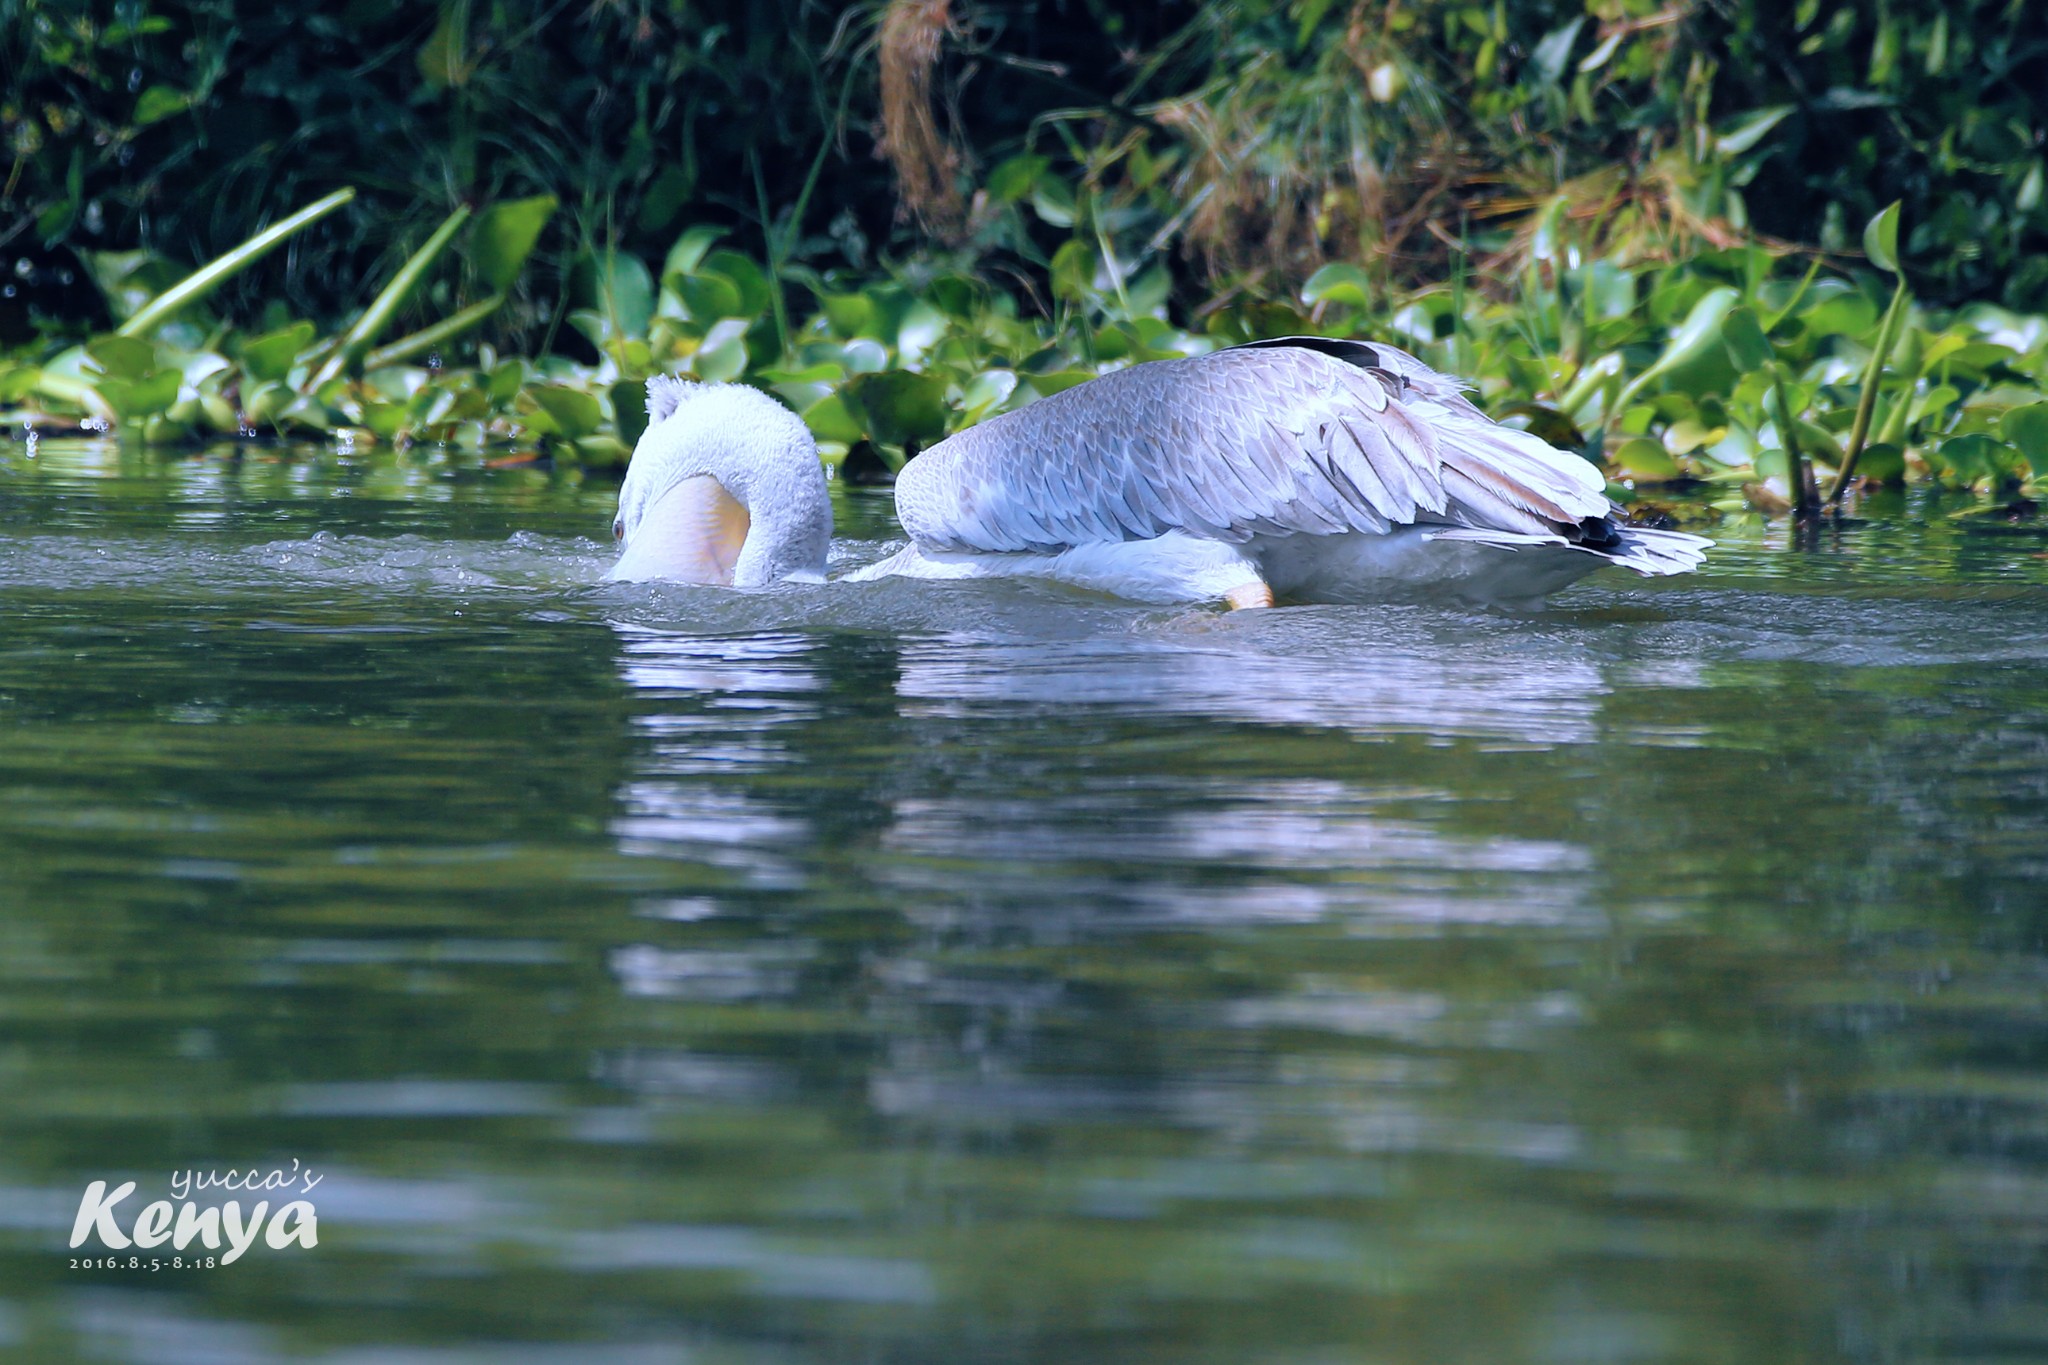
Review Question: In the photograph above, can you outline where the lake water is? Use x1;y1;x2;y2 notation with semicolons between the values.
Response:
3;438;2047;1363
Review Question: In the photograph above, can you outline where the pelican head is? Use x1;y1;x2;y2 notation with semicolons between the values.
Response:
607;378;831;585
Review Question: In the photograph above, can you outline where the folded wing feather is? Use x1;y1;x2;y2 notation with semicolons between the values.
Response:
893;340;1616;555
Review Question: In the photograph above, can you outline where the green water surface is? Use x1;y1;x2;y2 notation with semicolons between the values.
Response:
3;439;2047;1364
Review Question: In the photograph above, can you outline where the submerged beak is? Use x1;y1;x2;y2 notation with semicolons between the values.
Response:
606;475;752;584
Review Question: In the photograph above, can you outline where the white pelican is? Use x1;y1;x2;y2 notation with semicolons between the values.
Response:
607;337;1708;606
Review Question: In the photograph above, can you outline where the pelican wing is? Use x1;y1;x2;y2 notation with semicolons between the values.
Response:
893;339;1614;554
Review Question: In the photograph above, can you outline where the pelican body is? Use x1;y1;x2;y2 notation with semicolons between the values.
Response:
609;337;1707;606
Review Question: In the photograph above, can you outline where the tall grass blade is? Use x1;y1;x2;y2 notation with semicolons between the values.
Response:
115;188;357;338
361;294;505;372
1827;279;1911;504
311;205;473;388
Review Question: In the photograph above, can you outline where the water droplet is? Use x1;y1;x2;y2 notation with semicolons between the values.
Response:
24;431;38;458
118;145;135;166
428;352;443;373
83;201;104;234
1;286;14;299
56;269;72;286
14;258;34;279
128;67;143;93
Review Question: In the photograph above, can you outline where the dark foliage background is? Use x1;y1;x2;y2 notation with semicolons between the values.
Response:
2;0;2044;340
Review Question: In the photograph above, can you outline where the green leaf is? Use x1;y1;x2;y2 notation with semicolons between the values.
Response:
1714;105;1793;156
702;251;772;320
960;369;1018;423
1531;18;1584;85
612;380;649;448
844;370;950;446
530;386;602;438
575;250;656;341
1856;442;1906;484
1050;240;1096;302
240;322;315;384
2001;403;2048;475
133;86;189;126
1721;307;1775;370
1301;263;1374;310
94;368;181;421
1863;201;1902;274
801;394;864;445
689;319;751;383
1612;437;1680;480
1617;286;1739;407
85;335;158;381
676;273;744;322
820;293;874;338
1937;433;2001;481
986;155;1049;204
487;360;526;406
471;195;557;292
661;226;725;283
416;5;463;91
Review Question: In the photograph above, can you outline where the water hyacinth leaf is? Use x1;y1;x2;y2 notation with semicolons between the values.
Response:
471;195;558;292
1937;433;2002;481
703;252;772;319
802;393;864;445
1612;437;1680;480
243;381;291;426
690;318;751;383
676;273;744;322
1856;442;1907;484
118;187;357;338
530;386;602;438
573;435;632;468
612;380;649;448
844;370;949;446
897;304;946;364
661;226;725;284
1721;308;1775;370
487;361;526;406
576;250;656;340
1025;371;1097;399
842;338;890;374
1302;263;1374;310
821;293;874;337
1706;424;1759;468
1804;291;1880;338
1620;286;1738;404
240;322;316;385
960;369;1018;423
1665;416;1727;453
85;335;158;381
1863;201;1903;274
98;368;182;420
2001;403;2048;474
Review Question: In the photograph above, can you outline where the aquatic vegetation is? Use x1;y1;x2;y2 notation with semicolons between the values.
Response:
6;193;2047;528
